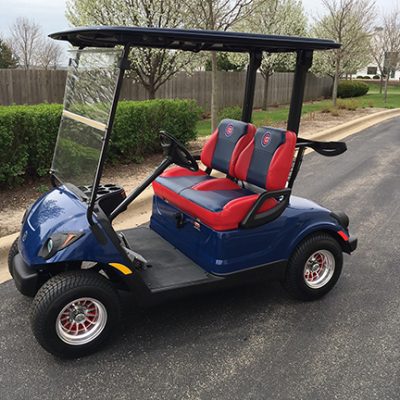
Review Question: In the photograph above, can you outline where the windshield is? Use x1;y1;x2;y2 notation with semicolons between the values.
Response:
51;48;123;196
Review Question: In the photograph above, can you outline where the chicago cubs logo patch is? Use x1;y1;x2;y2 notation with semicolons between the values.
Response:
261;132;271;147
225;123;234;137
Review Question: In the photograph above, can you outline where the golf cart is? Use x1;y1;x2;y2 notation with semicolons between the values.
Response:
8;27;357;358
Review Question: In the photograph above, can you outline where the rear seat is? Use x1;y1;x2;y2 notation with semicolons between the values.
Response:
158;127;297;231
153;119;256;196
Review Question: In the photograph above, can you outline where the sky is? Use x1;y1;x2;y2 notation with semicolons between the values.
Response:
0;0;398;64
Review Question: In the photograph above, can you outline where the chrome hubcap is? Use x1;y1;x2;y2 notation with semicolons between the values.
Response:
56;297;107;346
304;250;335;289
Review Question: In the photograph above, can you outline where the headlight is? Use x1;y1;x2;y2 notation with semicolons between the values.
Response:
38;232;83;259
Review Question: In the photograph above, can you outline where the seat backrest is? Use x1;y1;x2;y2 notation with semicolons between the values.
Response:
234;127;296;191
201;119;256;176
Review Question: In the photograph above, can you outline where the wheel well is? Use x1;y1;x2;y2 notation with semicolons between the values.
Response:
311;229;349;254
95;264;131;292
37;261;131;292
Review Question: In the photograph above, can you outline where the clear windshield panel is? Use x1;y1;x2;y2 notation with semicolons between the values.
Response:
51;48;123;196
51;118;103;190
64;48;123;124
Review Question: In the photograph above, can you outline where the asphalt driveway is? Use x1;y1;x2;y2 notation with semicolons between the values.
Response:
0;118;399;400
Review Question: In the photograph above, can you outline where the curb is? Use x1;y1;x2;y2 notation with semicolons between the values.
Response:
1;108;399;283
310;108;400;142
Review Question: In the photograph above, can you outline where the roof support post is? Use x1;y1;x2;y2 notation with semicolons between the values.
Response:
241;51;262;123
287;50;313;134
87;45;130;225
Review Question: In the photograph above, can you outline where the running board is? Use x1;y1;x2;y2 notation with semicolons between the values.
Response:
119;227;221;292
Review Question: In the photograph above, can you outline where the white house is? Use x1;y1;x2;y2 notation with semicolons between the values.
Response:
356;63;400;80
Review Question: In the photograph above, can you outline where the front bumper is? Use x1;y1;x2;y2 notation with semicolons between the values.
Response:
11;253;39;297
348;236;358;252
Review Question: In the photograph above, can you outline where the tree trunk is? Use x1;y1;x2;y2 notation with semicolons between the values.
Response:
262;73;270;111
148;86;156;100
211;51;219;132
384;73;389;105
332;55;340;106
379;75;384;94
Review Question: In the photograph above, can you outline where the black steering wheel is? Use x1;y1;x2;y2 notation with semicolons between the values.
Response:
160;131;199;172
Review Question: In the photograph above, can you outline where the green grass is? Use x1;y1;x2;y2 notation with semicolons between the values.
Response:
196;82;400;136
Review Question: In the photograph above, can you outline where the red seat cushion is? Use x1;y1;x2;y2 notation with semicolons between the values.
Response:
154;166;211;194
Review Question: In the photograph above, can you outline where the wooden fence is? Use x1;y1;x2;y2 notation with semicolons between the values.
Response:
0;69;332;109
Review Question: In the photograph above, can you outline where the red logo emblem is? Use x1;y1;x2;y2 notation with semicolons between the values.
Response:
261;132;271;147
225;124;234;137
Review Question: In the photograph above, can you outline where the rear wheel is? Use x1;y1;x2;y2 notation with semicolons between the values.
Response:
7;237;19;277
31;270;121;358
283;233;343;301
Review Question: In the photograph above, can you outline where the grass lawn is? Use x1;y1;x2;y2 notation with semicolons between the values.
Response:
196;81;400;136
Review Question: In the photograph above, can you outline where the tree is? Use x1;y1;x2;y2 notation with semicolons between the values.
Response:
0;38;17;68
235;0;307;110
9;17;42;69
381;9;400;103
182;0;254;131
37;39;63;70
370;26;386;93
312;0;375;105
205;52;245;71
67;0;193;99
8;17;63;69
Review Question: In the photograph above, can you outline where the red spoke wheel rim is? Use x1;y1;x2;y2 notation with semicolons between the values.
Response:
303;250;335;289
56;297;108;345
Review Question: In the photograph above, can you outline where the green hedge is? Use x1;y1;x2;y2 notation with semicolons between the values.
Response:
337;81;369;98
0;99;201;186
111;100;201;163
218;106;242;121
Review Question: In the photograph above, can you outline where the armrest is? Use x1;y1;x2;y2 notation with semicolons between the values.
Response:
240;188;291;229
192;153;213;175
296;137;347;157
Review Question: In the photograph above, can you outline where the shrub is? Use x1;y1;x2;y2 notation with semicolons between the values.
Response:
0;99;202;186
337;81;369;98
0;104;62;186
330;108;340;117
373;75;380;79
363;76;371;79
356;75;364;79
111;99;202;163
336;99;360;111
320;105;332;113
217;106;242;121
320;105;340;115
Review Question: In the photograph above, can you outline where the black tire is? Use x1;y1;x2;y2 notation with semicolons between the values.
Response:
31;270;121;358
283;233;343;301
8;237;19;277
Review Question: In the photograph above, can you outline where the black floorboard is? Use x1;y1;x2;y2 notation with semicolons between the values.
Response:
120;227;211;291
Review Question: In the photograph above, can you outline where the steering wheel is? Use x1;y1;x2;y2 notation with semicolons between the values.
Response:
160;131;199;172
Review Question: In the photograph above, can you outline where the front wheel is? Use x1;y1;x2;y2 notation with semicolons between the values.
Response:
283;233;343;301
31;270;121;358
8;237;19;277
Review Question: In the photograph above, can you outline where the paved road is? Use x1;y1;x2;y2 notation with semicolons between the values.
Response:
1;118;399;400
